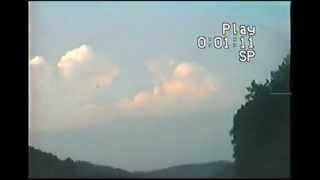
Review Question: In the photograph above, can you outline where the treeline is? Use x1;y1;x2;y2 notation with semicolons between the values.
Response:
230;55;290;177
135;161;234;178
29;146;134;178
29;145;236;178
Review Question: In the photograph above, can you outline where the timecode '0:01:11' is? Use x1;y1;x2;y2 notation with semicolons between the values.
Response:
197;36;255;49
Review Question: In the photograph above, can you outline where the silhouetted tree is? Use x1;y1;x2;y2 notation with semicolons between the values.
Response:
230;55;290;178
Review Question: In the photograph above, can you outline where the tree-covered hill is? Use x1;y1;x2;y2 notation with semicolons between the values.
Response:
134;161;235;178
29;146;134;178
29;146;235;178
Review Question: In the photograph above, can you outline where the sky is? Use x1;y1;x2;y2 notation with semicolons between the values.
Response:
29;1;290;171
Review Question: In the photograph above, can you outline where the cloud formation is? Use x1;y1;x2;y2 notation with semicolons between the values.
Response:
116;58;216;110
57;45;94;77
56;45;119;99
30;52;217;132
29;45;119;132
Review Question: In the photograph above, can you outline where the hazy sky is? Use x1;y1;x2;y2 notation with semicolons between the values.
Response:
29;2;290;171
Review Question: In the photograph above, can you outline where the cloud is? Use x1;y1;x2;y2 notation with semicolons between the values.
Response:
146;57;177;83
57;44;94;77
116;58;216;110
29;55;50;89
29;56;54;88
30;53;218;132
30;56;46;65
29;45;120;132
56;45;119;100
174;63;193;78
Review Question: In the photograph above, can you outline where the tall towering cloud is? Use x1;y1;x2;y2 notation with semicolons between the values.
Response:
29;45;119;132
56;45;119;99
116;58;216;111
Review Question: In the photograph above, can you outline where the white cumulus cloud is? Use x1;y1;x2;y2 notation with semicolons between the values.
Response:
57;44;94;77
30;56;46;66
29;45;120;132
